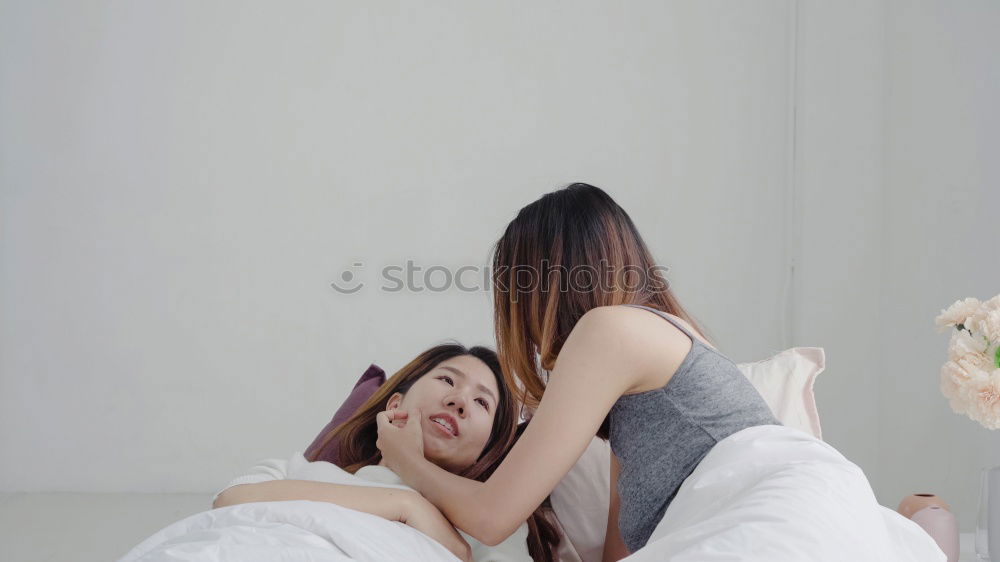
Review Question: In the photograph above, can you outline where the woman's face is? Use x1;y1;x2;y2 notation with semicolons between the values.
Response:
386;355;501;473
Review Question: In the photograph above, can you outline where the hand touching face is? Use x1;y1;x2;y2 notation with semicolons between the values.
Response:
385;355;500;472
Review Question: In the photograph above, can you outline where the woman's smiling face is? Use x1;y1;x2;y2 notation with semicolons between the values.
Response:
385;354;501;473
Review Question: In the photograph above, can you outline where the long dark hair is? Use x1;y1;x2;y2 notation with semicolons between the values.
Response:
306;342;559;560
492;183;710;438
306;343;516;479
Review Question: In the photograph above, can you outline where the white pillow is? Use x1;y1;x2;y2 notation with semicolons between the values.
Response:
549;347;825;560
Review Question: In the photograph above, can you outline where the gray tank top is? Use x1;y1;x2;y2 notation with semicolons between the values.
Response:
609;304;780;552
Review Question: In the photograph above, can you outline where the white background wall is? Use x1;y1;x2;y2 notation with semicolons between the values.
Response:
876;0;1000;529
1;0;997;533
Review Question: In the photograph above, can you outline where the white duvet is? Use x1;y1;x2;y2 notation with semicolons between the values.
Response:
625;425;946;561
122;425;946;562
118;453;532;562
120;498;461;561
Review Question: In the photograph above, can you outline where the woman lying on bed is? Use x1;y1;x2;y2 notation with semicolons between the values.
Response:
211;343;559;562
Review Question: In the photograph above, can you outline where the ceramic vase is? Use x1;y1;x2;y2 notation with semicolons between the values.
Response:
910;506;959;562
897;493;951;519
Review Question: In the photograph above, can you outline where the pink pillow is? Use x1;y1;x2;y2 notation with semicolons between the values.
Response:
735;347;825;439
305;364;386;464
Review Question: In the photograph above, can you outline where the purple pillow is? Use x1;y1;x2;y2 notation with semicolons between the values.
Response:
305;364;386;464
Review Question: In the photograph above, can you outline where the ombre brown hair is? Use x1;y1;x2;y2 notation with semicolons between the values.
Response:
492;183;710;439
305;342;560;560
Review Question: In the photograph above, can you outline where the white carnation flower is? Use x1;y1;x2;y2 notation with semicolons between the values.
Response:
936;297;982;332
940;362;969;414
968;369;1000;430
948;329;989;361
968;308;1000;345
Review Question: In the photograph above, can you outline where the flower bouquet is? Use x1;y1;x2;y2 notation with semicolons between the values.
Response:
937;295;1000;562
935;295;1000;429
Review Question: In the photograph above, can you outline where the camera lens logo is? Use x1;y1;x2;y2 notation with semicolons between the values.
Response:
330;262;365;294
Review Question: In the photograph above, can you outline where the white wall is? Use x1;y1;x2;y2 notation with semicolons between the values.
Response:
792;0;886;491
1;0;997;534
876;0;1000;530
0;1;792;493
793;0;1000;530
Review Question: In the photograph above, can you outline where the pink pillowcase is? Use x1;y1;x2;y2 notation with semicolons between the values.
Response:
305;364;386;464
735;347;825;439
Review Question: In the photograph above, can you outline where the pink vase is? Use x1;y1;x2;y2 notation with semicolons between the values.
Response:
897;493;951;519
910;506;959;562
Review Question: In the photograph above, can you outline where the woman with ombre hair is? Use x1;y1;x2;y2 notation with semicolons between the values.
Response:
376;184;931;561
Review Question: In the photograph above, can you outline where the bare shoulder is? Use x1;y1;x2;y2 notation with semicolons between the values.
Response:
575;305;701;345
571;305;706;395
571;305;663;351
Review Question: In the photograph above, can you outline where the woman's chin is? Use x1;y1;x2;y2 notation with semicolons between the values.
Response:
421;432;477;473
422;444;466;473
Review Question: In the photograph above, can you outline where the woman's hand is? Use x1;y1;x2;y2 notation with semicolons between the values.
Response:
376;408;425;474
401;492;473;562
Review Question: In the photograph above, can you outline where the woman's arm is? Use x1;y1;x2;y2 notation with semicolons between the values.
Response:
602;453;629;561
470;520;532;562
214;479;415;517
214;480;472;561
378;306;665;546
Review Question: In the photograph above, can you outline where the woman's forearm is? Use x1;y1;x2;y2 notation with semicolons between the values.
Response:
397;455;520;546
213;480;414;522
